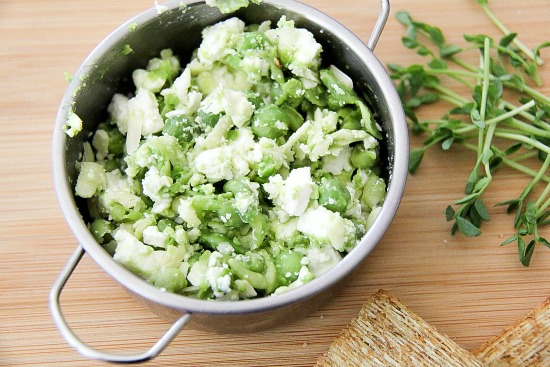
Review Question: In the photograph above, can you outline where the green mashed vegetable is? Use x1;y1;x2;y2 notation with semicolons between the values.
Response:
71;16;386;300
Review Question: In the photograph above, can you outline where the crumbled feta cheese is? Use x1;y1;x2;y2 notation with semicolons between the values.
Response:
177;198;201;228
63;110;83;137
142;167;173;213
198;17;245;66
113;229;186;278
297;206;346;251
92;129;109;161
263;167;315;216
142;225;167;248
128;89;164;136
322;146;352;175
305;245;342;277
330;64;353;90
107;94;130;134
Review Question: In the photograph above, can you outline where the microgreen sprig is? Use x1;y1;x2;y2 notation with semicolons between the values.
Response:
391;3;550;266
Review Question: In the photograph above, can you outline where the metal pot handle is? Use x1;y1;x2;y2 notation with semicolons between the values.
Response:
49;245;192;363
367;0;390;50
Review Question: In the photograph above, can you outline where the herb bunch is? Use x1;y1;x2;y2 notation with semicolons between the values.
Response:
389;0;550;266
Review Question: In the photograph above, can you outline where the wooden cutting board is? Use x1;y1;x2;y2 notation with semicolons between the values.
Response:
1;0;548;366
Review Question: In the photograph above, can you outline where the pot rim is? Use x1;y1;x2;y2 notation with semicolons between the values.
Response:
52;0;408;315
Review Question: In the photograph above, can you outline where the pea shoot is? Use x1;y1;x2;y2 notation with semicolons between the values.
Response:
391;0;550;266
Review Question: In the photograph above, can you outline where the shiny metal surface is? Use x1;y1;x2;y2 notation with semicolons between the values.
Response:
51;0;407;362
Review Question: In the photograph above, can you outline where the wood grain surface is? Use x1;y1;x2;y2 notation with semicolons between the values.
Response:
1;0;549;366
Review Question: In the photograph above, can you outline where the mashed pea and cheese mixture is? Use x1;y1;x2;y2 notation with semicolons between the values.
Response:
72;16;386;300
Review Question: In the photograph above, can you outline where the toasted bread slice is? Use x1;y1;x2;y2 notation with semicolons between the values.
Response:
316;290;484;367
474;297;549;367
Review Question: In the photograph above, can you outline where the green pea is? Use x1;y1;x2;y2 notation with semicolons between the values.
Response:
304;84;328;107
197;110;220;128
337;107;362;130
280;105;304;131
107;129;125;155
244;208;268;249
228;258;268;290
245;253;265;273
240;31;270;51
274;249;303;286
151;267;187;293
199;232;245;254
162;115;196;144
90;218;112;244
100;159;121;172
223;179;252;196
319;68;357;105
351;145;378;169
276;78;304;108
157;218;176;231
360;173;386;209
259;250;277;294
251;105;288;139
318;178;351;213
109;202;143;222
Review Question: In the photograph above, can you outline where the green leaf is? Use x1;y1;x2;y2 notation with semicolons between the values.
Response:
538;237;550;249
499;33;517;48
533;41;550;65
474;198;490;221
464;34;493;48
420;92;439;103
395;11;413;26
402;36;419;49
455;193;478;205
465;170;479;195
409;148;425;174
451;221;458;235
476;0;488;5
428;58;447;69
387;63;404;73
469;205;482;227
441;137;454;150
456;216;482;237
450;103;475;115
417;46;432;56
439;44;462;58
474;177;490;192
445;205;456;221
519;239;535;267
481;148;494;166
504;143;523;155
500;234;517;246
423;25;445;46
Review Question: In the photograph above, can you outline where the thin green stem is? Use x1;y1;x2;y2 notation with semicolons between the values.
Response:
536;183;550;215
503;100;536;122
450;56;479;72
503;81;550;106
439;94;465;107
425;68;476;88
464;143;550;183
480;38;492;123
480;3;543;65
518;154;550;202
494;132;550;154
430;84;469;104
537;196;550;218
454;100;541;136
511;151;538;162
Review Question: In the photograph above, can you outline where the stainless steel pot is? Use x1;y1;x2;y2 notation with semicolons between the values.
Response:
50;0;408;363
